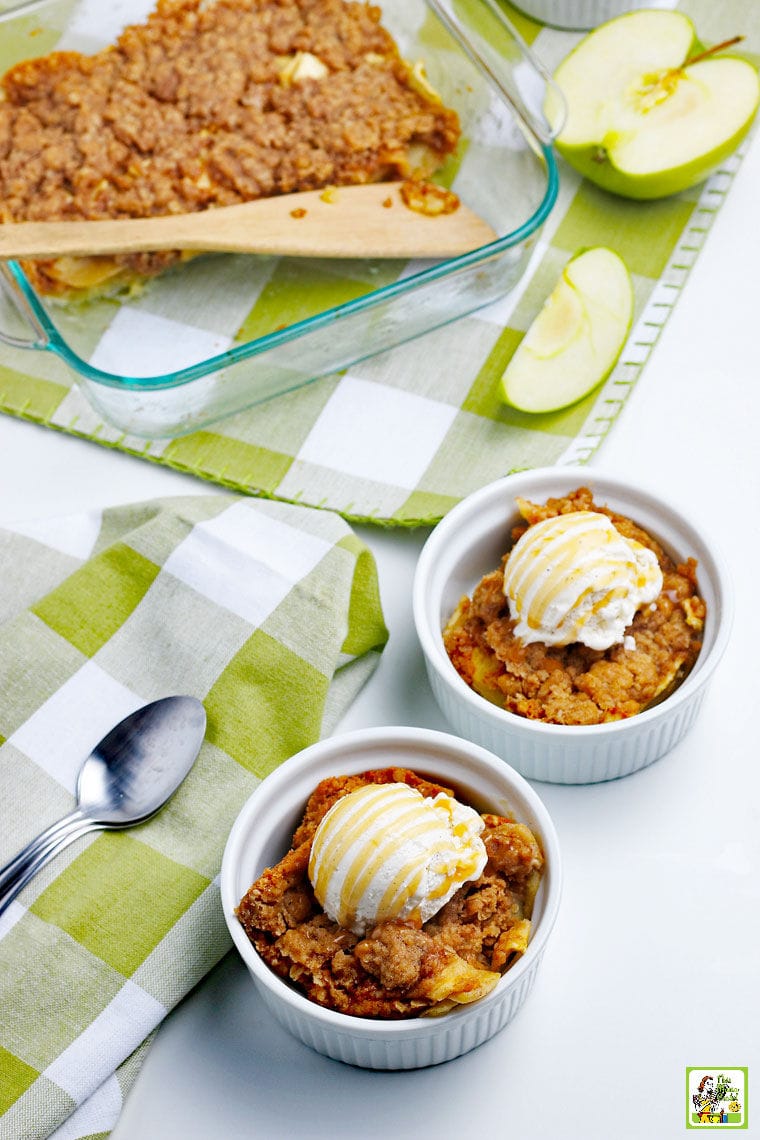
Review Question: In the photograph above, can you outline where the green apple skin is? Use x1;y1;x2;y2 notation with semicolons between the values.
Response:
499;247;632;415
557;99;758;201
549;11;760;200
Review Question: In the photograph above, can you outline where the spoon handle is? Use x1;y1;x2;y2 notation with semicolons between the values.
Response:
0;821;101;917
0;811;91;915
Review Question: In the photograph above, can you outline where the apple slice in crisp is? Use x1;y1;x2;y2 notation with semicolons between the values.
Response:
499;246;632;414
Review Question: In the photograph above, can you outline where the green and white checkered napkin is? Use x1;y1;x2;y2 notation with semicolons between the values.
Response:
0;494;388;1140
0;1;758;525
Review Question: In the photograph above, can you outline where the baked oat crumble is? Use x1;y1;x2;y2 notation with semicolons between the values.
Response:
0;0;460;294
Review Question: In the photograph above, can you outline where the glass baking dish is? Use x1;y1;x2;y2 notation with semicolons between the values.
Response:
0;0;561;439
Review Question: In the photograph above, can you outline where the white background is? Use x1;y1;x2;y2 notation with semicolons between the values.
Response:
0;132;758;1140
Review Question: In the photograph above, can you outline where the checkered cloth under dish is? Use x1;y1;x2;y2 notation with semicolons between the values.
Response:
0;494;388;1140
0;1;757;524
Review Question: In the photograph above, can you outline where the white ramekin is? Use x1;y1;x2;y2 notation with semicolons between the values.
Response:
510;1;674;32
412;468;732;784
221;726;561;1069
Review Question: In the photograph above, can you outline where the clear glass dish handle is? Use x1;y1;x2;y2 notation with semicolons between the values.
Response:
425;0;567;146
0;264;50;350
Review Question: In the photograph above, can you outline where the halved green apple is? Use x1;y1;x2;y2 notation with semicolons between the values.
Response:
499;247;632;414
547;10;760;200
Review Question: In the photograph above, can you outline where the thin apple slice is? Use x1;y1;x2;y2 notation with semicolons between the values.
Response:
499;247;632;414
547;10;760;200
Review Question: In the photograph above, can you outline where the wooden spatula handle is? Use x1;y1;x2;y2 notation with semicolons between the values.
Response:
0;183;496;261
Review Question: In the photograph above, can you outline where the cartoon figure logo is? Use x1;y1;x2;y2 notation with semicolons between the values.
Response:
686;1068;748;1129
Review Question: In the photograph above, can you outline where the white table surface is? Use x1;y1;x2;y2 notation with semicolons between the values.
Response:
1;134;759;1140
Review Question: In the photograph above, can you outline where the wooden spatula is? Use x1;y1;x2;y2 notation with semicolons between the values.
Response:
0;183;496;262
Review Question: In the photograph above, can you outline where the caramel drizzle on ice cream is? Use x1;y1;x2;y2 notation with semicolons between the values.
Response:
503;510;663;650
308;782;487;935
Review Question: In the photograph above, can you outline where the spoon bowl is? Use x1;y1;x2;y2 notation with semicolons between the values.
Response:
0;695;206;914
77;696;208;825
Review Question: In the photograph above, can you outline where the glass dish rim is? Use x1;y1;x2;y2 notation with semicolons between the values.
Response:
0;0;561;393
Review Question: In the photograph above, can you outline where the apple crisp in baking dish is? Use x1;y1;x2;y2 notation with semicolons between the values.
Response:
0;0;460;295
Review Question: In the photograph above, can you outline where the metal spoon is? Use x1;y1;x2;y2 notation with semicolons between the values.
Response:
0;695;206;916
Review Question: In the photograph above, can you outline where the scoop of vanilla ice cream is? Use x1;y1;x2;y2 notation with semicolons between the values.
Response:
503;510;663;651
308;782;488;936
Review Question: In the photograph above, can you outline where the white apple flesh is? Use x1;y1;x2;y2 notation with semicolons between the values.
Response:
499;247;632;414
548;10;760;200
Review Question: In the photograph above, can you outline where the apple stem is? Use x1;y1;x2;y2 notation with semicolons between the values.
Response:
685;35;744;67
